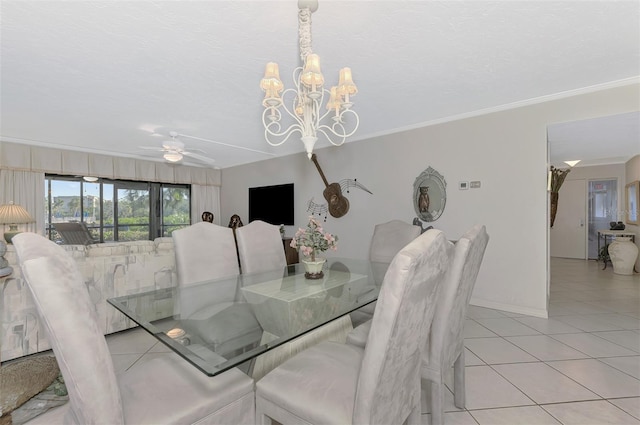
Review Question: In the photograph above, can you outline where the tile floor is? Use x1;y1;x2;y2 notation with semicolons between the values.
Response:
106;257;640;425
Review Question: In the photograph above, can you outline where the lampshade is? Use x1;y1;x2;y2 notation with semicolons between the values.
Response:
338;67;357;96
0;202;34;243
0;202;34;225
564;160;581;167
300;54;324;88
260;62;283;92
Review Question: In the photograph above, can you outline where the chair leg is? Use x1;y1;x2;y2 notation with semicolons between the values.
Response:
453;351;466;409
429;380;444;425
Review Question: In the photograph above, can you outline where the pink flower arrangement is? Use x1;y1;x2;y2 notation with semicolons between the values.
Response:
290;216;338;261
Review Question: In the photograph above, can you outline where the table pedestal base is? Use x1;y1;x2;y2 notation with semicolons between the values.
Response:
250;315;353;381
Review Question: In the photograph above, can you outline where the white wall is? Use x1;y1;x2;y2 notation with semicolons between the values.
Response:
221;81;640;318
625;155;640;271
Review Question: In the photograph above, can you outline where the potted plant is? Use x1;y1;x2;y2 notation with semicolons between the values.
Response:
290;216;338;279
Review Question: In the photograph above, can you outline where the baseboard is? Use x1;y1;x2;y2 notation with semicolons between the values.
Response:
469;297;548;319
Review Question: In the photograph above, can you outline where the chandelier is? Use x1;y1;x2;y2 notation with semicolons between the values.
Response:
260;0;359;160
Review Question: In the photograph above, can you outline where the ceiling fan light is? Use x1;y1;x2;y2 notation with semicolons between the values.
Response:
164;152;183;162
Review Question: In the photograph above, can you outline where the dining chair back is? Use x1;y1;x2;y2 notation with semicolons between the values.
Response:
172;221;239;286
369;219;423;264
354;229;451;424
351;219;421;326
255;229;452;425
172;222;262;356
13;232;256;425
235;220;287;274
424;224;489;425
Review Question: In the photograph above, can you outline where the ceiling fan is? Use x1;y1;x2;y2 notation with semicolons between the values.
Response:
139;132;215;165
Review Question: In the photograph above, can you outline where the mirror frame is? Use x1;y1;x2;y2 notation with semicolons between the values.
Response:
413;166;447;222
625;180;639;225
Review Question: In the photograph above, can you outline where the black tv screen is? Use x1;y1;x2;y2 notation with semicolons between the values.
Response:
248;183;294;225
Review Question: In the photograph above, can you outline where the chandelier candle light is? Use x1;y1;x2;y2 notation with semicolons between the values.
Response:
260;0;359;160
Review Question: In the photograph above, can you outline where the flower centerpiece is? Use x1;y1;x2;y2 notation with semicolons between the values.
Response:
290;216;338;279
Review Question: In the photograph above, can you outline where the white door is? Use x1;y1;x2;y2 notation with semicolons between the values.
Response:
550;179;587;259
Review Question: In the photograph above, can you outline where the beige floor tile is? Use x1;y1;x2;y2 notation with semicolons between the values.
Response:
492;362;599;404
464;337;538;364
599;356;640;380
547;358;640;399
549;333;638;358
513;316;582;335
473;318;540;337
593;330;640;353
542;400;640;425
505;335;590;361
609;397;640;420
463;366;533;410
471;406;562;425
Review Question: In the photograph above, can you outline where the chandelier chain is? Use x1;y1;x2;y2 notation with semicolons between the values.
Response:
298;7;313;61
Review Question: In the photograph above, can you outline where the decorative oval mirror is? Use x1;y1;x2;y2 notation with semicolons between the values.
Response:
413;166;447;222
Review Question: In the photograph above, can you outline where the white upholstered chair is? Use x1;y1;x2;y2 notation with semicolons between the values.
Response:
346;225;489;425
255;229;452;425
423;224;489;425
235;220;287;274
350;219;421;327
13;232;256;425
172;222;240;285
172;222;262;356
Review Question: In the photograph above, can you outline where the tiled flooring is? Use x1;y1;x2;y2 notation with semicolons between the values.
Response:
106;257;640;424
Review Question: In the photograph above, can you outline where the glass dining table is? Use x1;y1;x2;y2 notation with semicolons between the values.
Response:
107;257;387;378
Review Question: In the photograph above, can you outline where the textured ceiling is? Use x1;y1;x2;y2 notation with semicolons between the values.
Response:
1;1;639;169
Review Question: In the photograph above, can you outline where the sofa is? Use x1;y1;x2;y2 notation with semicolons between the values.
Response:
1;237;176;362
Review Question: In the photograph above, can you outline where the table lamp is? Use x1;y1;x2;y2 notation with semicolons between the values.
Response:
0;202;35;243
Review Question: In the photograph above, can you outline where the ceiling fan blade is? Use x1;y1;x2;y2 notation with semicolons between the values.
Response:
138;146;164;151
183;151;215;164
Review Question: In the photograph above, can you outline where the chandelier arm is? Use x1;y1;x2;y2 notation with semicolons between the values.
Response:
280;88;306;128
265;126;303;147
263;117;302;139
316;109;360;139
335;108;360;138
316;127;346;147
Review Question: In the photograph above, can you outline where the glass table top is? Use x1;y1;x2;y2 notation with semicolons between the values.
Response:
107;257;386;376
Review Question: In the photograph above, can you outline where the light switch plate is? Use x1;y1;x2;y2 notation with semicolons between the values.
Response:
470;181;481;188
459;181;469;190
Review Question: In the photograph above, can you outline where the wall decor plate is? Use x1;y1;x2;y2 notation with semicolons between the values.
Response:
413;166;447;222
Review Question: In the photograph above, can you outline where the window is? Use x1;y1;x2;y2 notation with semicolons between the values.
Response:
45;175;190;243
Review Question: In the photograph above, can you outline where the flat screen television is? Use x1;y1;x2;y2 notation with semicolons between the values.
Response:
248;183;294;225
